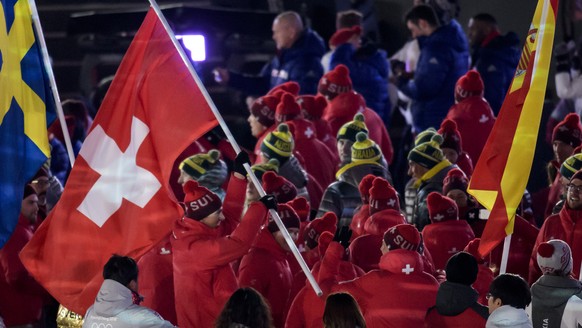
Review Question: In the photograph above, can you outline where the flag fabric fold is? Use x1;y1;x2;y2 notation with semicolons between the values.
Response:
0;0;55;248
20;8;218;314
468;0;558;258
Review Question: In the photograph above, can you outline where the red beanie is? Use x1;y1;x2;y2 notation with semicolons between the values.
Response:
317;231;334;257
463;238;486;264
383;224;421;252
438;119;463;154
358;174;376;203
455;70;484;103
268;204;301;233
287;196;310;222
427;192;458;223
303;212;338;250
552;113;582;147
262;171;297;204
297;95;328;120
276;93;302;123
329;26;362;47
24;184;37;199
268;81;300;96
442;168;469;195
368;177;400;215
250;94;279;127
183;180;222;220
364;210;406;236
318;64;352;100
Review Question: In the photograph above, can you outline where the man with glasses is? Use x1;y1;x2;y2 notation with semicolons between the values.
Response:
529;169;582;284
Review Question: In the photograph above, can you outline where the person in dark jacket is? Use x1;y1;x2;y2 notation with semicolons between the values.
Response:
405;133;456;230
397;5;469;133
329;25;391;125
214;11;325;96
527;240;582;327
467;13;520;115
425;252;489;327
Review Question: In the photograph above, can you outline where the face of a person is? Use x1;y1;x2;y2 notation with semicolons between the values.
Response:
467;18;488;47
408;161;427;180
272;19;294;50
446;189;468;208
407;20;427;39
274;228;299;252
21;194;39;224
248;114;266;138
337;139;354;164
177;170;193;186
553;140;574;164
567;178;582;210
246;180;260;203
201;209;224;228
442;148;459;164
487;293;502;314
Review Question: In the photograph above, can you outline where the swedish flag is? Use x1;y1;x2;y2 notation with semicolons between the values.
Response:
0;0;55;248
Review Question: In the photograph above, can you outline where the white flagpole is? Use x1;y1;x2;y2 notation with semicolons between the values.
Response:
28;0;75;168
148;0;322;297
499;234;512;274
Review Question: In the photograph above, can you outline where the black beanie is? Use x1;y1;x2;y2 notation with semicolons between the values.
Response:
445;251;478;286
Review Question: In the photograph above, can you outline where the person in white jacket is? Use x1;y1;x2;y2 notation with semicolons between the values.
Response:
486;273;533;328
82;255;175;328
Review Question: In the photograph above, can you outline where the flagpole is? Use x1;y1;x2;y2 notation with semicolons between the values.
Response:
28;0;76;167
148;0;323;297
499;234;512;274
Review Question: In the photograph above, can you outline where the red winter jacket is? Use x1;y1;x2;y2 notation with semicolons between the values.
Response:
455;151;473;177
545;173;564;218
473;264;494;305
0;215;47;326
137;234;176;325
285;243;364;328
311;118;339;158
287;119;337;189
171;199;267;328
529;205;582;284
349;204;370;239
239;229;293;328
323;242;439;328
445;96;495;163
422;220;475;271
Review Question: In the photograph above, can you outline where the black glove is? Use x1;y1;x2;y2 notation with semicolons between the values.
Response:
233;151;250;176
333;226;352;249
390;59;406;76
555;43;572;73
259;194;278;211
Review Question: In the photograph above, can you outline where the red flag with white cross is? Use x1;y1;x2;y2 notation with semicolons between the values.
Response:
20;9;218;314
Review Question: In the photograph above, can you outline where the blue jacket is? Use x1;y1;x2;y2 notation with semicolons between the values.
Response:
399;19;469;133
229;29;325;95
330;42;390;122
472;32;520;115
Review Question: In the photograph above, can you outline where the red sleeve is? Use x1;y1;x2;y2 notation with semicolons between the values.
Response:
285;288;306;328
192;202;266;270
220;173;246;235
318;242;344;289
1;228;29;285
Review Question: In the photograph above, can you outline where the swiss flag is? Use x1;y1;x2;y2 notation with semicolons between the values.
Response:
20;9;218;314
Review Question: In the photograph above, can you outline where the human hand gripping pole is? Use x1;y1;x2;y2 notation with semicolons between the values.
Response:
147;0;322;297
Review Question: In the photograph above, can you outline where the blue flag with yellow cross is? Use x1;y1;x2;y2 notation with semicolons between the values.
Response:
0;0;56;248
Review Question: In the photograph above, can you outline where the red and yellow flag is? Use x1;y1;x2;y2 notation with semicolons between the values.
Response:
468;0;558;257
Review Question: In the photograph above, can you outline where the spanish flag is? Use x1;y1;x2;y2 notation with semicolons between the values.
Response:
468;0;558;257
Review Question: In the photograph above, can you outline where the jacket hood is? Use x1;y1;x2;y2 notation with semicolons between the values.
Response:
487;305;532;327
364;209;406;236
337;162;389;188
92;280;134;317
379;249;424;274
282;29;326;61
421;20;468;54
435;281;479;316
278;155;308;188
172;216;219;241
531;275;582;309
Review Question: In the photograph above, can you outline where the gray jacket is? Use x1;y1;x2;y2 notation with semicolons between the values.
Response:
528;275;582;328
83;280;175;328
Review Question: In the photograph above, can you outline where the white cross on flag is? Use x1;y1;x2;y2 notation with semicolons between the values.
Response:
20;9;218;314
